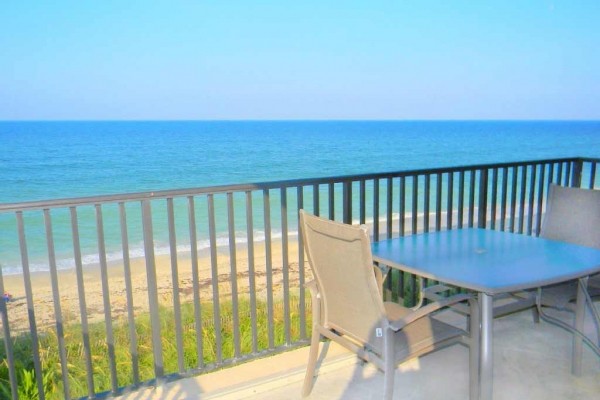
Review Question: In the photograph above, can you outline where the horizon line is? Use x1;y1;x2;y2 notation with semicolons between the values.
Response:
1;118;600;123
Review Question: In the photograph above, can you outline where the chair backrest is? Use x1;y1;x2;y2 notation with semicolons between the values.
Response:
540;184;600;249
299;210;386;349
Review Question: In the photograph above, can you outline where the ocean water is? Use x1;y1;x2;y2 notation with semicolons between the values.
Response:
1;120;599;275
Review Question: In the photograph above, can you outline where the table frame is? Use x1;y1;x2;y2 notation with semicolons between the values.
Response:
372;228;600;400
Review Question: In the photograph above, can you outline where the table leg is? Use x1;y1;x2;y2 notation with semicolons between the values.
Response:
572;277;588;376
480;293;494;400
470;295;481;400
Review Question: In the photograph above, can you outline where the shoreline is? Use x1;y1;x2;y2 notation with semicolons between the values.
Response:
0;210;446;277
2;238;305;333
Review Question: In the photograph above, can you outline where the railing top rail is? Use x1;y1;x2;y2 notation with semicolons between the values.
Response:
578;156;600;163
1;157;596;213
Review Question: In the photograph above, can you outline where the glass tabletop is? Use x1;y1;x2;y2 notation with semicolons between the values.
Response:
371;228;600;294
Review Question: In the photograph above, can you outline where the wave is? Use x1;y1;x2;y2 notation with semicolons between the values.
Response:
0;211;440;276
0;229;299;276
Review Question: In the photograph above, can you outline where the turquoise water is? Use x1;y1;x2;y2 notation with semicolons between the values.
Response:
1;120;599;274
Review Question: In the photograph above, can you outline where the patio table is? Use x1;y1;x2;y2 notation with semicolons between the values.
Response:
371;228;600;400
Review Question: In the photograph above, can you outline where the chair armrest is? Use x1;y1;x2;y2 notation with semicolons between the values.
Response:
422;284;453;298
413;280;453;310
411;278;426;309
421;284;472;314
305;280;319;297
305;280;322;326
388;293;472;332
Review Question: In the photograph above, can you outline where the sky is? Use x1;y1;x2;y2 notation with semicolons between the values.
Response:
1;1;599;120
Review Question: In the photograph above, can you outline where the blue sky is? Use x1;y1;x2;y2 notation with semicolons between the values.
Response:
1;1;599;120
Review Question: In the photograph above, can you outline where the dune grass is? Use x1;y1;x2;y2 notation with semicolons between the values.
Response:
0;295;312;400
0;270;426;399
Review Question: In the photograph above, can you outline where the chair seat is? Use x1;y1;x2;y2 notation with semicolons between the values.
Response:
541;281;580;310
384;302;465;363
589;275;600;289
541;276;600;310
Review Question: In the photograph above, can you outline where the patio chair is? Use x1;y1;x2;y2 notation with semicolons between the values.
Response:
537;184;600;311
299;210;477;400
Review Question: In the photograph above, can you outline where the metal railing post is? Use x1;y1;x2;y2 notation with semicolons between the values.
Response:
342;180;352;224
0;263;18;400
477;168;489;228
141;200;164;380
16;212;45;399
571;159;583;188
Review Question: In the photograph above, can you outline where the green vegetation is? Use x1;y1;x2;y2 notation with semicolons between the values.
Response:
0;295;312;399
0;272;430;400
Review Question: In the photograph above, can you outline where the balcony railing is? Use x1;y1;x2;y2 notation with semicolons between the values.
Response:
0;157;598;399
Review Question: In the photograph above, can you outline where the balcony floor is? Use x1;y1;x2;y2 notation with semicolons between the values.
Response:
117;307;600;400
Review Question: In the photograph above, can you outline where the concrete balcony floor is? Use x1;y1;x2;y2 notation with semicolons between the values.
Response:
117;307;600;400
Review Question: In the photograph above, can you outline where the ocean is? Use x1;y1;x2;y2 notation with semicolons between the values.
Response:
1;120;599;275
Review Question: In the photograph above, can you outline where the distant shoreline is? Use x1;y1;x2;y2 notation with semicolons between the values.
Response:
2;236;305;333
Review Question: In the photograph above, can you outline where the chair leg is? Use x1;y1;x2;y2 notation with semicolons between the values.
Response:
590;302;600;347
383;328;395;400
532;288;542;323
301;328;322;397
531;305;540;323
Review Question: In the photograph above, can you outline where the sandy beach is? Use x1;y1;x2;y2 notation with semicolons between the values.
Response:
2;238;308;333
